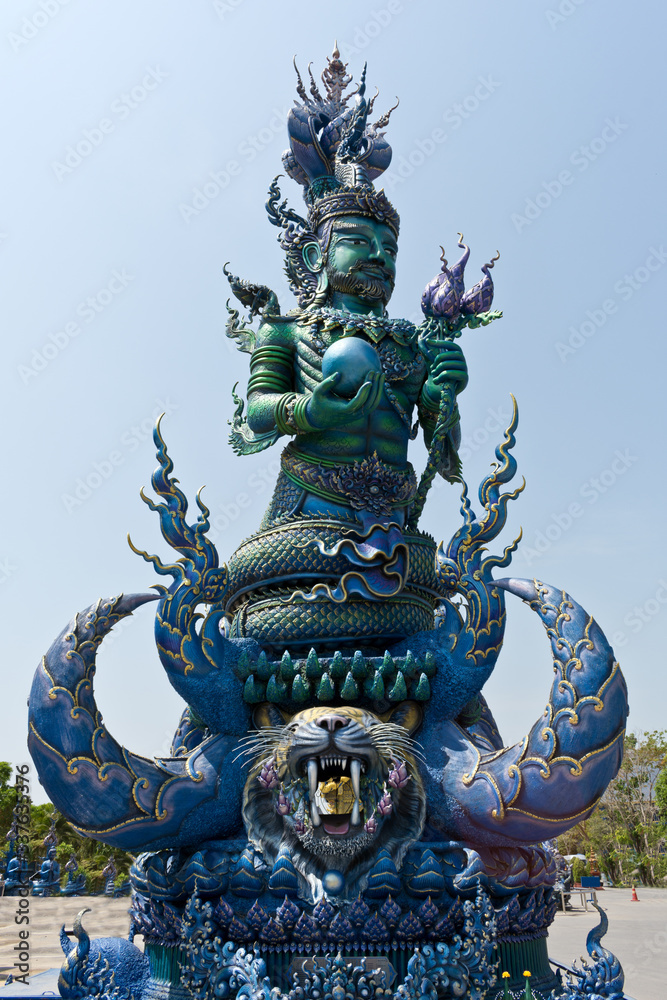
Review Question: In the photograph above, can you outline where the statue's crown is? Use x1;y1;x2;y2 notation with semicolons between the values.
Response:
282;45;400;236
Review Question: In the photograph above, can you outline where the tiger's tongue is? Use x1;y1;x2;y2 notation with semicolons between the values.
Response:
323;816;350;836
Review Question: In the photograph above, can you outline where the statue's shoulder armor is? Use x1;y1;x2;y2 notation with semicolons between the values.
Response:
255;316;299;349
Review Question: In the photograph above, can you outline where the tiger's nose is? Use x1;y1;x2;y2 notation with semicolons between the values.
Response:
316;714;351;732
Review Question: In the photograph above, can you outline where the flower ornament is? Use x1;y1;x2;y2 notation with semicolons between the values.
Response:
387;760;410;789
258;759;280;790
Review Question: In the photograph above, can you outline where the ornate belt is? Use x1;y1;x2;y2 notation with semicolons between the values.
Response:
282;448;417;517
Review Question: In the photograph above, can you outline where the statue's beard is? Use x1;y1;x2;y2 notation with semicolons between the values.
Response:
326;260;395;306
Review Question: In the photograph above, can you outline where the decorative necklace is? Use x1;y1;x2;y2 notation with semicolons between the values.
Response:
299;307;417;346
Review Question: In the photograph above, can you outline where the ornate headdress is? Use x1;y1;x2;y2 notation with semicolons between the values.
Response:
267;46;400;307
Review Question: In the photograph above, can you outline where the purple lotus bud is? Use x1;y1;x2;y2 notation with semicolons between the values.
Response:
258;759;280;790
293;816;306;835
276;792;291;816
448;234;470;299
377;791;393;817
364;815;378;834
421;247;461;320
388;760;410;790
460;252;500;316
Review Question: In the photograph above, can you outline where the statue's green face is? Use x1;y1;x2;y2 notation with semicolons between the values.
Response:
326;215;398;307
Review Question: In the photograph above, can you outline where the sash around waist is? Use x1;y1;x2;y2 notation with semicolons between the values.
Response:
281;447;418;517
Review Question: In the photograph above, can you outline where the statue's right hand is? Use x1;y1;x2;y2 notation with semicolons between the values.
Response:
305;370;385;430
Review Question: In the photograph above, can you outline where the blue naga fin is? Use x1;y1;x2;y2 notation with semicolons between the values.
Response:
59;908;149;1000
558;903;625;999
129;416;258;734
400;397;523;724
28;592;247;852
421;577;628;845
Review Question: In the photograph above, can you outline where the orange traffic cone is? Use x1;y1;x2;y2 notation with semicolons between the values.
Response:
631;884;640;901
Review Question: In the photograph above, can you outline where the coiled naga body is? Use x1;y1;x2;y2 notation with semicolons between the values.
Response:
28;47;628;1000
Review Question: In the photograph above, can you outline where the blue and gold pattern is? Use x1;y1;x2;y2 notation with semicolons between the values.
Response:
26;44;629;1000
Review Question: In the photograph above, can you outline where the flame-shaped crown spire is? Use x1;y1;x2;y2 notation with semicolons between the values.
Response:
280;44;400;236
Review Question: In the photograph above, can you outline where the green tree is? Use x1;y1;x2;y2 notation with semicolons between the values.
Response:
0;763;133;892
559;730;667;886
656;765;667;821
0;761;17;837
29;804;133;891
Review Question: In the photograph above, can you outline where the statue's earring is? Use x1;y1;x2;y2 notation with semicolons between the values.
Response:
302;242;323;272
302;241;329;306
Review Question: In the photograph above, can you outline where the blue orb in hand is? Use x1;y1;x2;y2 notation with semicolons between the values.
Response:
321;336;382;398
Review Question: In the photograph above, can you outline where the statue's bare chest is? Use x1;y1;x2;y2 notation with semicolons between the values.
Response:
293;325;426;403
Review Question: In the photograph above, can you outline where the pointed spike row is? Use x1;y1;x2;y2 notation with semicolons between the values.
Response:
234;650;251;680
364;670;385;702
380;651;396;679
280;650;297;681
423;651;437;678
340;672;359;700
387;673;408;702
317;673;335;701
329;650;347;680
351;650;367;680
267;674;288;703
243;676;266;704
413;674;431;701
305;648;321;679
291;674;310;703
256;651;271;682
402;651;418;678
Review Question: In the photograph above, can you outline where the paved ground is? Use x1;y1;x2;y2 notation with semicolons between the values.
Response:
0;896;136;980
547;887;667;999
1;890;665;997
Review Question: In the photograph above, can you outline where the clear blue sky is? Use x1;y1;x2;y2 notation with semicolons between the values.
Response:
1;0;665;803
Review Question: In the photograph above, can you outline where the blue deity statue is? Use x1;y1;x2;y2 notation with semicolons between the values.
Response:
26;47;628;1000
3;814;19;873
32;846;61;897
3;844;29;897
61;853;86;896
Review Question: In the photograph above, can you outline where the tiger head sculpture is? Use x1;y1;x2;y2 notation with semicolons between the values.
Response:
240;703;426;894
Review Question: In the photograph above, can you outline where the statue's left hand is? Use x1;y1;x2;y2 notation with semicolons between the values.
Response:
429;342;468;394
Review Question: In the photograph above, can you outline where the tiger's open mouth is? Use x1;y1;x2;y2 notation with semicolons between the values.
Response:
300;754;370;833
